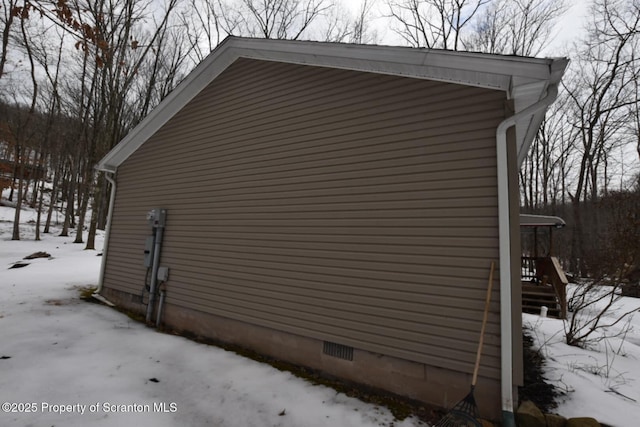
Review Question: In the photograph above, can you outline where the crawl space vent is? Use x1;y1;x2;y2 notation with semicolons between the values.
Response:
323;341;354;361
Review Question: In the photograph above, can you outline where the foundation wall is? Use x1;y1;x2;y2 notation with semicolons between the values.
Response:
100;287;502;420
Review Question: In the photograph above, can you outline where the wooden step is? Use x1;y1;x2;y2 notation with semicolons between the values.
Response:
523;301;558;308
523;295;558;303
522;291;558;298
522;285;556;294
522;286;562;318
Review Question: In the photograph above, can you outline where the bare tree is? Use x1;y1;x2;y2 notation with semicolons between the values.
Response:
216;0;333;40
130;20;192;124
0;0;19;80
349;0;378;44
565;189;640;347
562;0;640;275
316;0;350;42
541;98;577;209
71;0;181;248
29;31;67;240
519;92;585;213
628;60;640;164
385;0;489;49
8;11;41;240
315;0;379;43
1;0;111;84
565;279;638;347
464;0;568;55
453;0;569;213
2;1;191;247
179;0;226;65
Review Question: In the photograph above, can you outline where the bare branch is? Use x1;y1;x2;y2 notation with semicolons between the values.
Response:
385;0;489;50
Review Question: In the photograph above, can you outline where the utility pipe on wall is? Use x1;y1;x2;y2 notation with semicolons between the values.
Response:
146;218;165;324
156;286;166;328
495;84;558;427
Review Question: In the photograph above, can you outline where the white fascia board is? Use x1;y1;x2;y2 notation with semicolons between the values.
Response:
233;38;556;90
234;38;556;80
96;37;567;172
239;47;512;90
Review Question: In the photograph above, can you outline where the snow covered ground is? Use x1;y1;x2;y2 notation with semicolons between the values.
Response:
1;198;640;427
523;286;640;427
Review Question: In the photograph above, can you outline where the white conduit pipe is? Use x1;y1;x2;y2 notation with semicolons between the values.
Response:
496;84;558;427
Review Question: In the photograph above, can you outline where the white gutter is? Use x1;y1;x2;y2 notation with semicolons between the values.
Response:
94;171;117;304
496;83;558;427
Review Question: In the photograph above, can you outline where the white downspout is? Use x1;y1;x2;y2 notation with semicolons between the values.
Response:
94;171;117;305
496;84;558;427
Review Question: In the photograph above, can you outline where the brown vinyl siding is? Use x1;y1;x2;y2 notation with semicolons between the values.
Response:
103;57;507;379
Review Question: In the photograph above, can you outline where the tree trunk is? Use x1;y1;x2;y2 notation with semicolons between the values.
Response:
570;197;588;277
30;150;45;208
35;180;44;241
85;201;99;250
60;169;76;237
11;143;25;240
8;149;18;201
11;176;23;240
86;178;104;250
73;172;92;244
44;165;61;233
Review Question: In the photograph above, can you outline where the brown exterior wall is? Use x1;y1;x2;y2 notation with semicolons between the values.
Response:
102;58;512;417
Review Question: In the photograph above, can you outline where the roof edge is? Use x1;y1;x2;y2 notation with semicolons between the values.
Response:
520;213;566;228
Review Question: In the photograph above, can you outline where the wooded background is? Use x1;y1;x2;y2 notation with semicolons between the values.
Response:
1;0;639;279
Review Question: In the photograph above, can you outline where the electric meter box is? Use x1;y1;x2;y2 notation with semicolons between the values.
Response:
147;208;167;228
143;236;155;267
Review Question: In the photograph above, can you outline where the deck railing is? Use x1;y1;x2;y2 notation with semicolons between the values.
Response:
521;256;539;283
